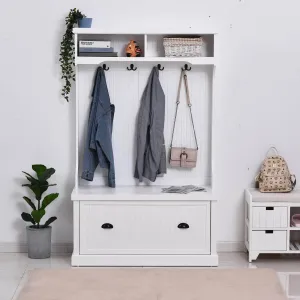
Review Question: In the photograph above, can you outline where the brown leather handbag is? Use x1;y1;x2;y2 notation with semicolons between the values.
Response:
169;69;198;168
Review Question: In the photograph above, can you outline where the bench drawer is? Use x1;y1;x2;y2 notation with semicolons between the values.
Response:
252;206;288;228
252;230;287;251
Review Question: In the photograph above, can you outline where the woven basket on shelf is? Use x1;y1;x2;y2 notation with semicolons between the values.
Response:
163;37;204;57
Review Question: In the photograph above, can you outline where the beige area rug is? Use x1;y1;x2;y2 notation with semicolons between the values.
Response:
17;268;286;300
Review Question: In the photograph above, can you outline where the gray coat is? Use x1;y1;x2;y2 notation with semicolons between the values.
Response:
134;67;166;182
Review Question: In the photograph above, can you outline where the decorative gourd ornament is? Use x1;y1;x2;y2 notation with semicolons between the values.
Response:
126;40;142;57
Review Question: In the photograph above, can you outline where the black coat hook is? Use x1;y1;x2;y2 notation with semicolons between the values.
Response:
157;64;164;71
182;64;192;71
127;64;137;71
102;64;109;71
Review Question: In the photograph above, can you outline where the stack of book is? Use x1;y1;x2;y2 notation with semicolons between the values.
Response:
78;40;118;57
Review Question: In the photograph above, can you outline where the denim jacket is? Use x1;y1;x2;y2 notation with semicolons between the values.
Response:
81;67;116;188
134;67;166;182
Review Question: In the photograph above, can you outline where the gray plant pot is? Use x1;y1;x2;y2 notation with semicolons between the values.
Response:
26;226;52;259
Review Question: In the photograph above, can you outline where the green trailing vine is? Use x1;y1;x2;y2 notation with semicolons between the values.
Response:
59;8;85;102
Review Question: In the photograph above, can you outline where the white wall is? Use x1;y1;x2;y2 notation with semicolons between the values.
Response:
1;0;300;247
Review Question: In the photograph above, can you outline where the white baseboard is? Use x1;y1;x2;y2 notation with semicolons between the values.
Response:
217;241;245;252
0;242;73;254
0;242;244;254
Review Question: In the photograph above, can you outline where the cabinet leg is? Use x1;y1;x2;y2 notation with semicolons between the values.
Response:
249;252;259;263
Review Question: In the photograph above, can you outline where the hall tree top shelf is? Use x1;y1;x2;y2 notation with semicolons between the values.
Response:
74;29;217;66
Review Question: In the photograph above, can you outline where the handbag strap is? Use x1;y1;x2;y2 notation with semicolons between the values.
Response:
170;69;198;149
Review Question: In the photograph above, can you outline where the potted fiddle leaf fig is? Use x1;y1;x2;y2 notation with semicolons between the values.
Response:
21;165;59;259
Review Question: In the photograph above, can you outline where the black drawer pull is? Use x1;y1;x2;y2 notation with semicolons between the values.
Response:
101;223;113;229
178;223;189;229
265;230;273;234
266;207;274;211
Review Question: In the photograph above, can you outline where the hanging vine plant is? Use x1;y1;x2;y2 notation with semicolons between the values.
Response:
59;8;85;102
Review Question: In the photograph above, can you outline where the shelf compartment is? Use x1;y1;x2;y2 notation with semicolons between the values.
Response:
290;230;300;251
146;34;214;58
290;242;300;251
290;207;300;228
77;34;145;58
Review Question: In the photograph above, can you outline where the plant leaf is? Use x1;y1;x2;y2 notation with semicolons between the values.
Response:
21;212;35;224
43;217;57;227
22;171;35;180
32;165;47;180
23;196;36;210
31;209;45;224
27;184;49;201
41;193;59;209
39;168;56;182
24;176;37;184
22;183;49;200
22;172;38;184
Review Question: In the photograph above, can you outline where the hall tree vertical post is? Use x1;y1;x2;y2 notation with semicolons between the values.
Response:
210;32;218;261
73;32;80;263
74;32;79;191
71;29;218;267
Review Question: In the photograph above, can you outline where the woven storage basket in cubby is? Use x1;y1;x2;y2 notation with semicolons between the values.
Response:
163;37;204;57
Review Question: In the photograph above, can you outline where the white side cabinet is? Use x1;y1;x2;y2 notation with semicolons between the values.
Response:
71;186;218;267
245;189;300;262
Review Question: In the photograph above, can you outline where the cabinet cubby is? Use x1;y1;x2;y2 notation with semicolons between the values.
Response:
77;34;145;57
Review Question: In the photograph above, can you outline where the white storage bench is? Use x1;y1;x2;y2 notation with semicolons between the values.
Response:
245;189;300;262
71;186;218;267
